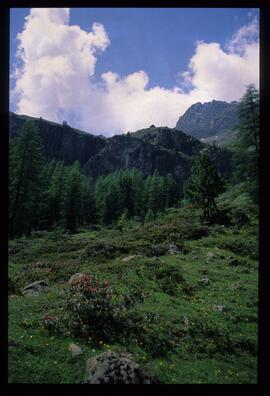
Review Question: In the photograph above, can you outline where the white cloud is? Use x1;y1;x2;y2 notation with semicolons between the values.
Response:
11;9;259;136
226;17;259;54
12;8;110;125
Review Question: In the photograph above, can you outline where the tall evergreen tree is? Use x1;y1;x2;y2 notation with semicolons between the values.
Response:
131;168;145;220
165;174;179;209
39;159;58;229
184;149;224;218
62;161;84;232
9;121;45;237
233;84;259;202
47;161;67;227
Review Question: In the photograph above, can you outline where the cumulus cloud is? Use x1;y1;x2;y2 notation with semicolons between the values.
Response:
12;8;110;126
11;9;259;136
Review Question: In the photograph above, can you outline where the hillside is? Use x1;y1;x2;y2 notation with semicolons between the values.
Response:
9;112;107;168
175;100;239;146
9;112;232;182
8;186;258;384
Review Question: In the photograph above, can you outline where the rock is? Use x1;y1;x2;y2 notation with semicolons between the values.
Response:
227;257;240;267
168;244;181;255
8;247;18;256
68;273;85;284
22;280;50;296
84;352;159;384
175;100;239;144
207;252;215;258
213;305;227;313
182;316;189;329
69;343;82;357
229;284;240;290
152;256;161;261
199;277;210;285
122;255;138;262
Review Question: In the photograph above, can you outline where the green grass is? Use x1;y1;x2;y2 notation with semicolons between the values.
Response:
8;193;258;384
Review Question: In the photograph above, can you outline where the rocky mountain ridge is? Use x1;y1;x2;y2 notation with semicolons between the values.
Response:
9;112;232;184
175;100;239;146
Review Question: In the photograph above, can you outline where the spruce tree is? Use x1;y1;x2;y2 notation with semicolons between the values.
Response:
145;209;154;223
184;149;224;218
62;161;83;232
9;121;44;237
165;174;179;208
233;84;259;202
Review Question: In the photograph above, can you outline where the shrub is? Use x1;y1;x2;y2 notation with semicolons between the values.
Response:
154;262;186;295
229;208;250;228
143;243;169;257
80;239;130;260
44;275;147;342
46;227;69;242
61;274;116;339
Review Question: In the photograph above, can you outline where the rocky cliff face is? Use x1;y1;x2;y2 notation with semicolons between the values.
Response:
175;100;239;146
9;112;232;183
83;132;193;181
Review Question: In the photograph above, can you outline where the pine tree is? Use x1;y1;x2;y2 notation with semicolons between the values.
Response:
62;161;84;232
146;170;161;217
119;170;134;218
9;121;45;237
94;174;121;224
165;174;179;208
145;209;154;223
131;169;145;221
184;149;224;218
47;161;67;228
233;84;259;202
81;175;95;225
39;160;58;229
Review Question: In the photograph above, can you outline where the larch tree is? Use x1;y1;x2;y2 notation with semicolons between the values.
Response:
183;149;224;218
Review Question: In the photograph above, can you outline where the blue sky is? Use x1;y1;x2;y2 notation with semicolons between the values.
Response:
10;8;259;135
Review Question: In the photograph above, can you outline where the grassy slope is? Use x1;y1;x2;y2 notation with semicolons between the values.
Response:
8;186;258;384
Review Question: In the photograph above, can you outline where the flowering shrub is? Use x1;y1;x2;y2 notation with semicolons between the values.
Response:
42;274;175;356
61;274;117;340
43;313;65;334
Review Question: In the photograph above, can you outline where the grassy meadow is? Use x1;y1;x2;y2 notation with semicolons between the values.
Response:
8;185;258;384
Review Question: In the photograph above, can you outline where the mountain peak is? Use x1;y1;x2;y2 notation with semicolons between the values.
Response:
175;100;239;146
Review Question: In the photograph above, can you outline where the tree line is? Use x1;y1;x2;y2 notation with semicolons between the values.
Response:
9;122;179;237
9;84;259;238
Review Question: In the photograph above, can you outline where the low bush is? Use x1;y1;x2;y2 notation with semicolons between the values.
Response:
43;274;146;342
154;262;186;295
80;239;130;260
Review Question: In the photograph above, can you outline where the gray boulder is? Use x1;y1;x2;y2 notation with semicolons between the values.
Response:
22;280;50;296
69;343;82;358
227;257;240;266
167;244;181;255
199;277;210;285
84;352;159;384
213;304;228;313
68;273;85;284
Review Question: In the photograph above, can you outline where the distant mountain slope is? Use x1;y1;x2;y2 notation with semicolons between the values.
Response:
133;126;202;156
83;132;193;181
9;112;232;183
175;100;239;146
9;112;107;167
